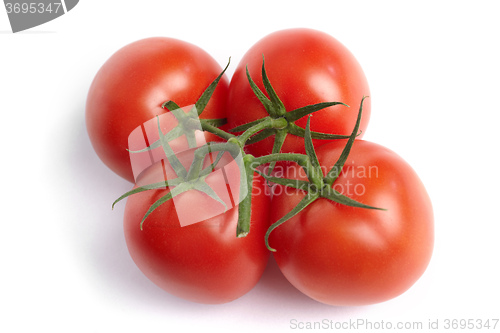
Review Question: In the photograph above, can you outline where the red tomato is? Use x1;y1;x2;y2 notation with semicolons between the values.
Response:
226;28;370;156
123;160;271;304
86;37;228;182
269;140;434;306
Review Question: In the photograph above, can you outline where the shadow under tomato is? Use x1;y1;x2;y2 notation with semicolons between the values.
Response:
254;255;374;315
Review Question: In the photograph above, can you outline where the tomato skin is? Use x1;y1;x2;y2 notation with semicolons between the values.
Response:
226;28;370;156
269;140;434;306
86;37;228;182
123;169;271;304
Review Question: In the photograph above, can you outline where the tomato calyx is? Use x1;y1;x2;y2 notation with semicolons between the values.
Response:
112;116;243;229
252;97;386;251
226;57;355;176
228;57;351;152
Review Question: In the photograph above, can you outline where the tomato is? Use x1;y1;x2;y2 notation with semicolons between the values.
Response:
123;159;271;304
86;37;229;182
226;28;370;156
269;140;434;306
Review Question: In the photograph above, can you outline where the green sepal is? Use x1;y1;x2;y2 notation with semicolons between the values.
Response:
286;101;348;122
245;66;275;116
200;150;226;176
127;126;184;154
161;100;181;111
265;191;319;252
304;117;320;171
156;116;188;179
245;128;275;145
324;96;366;186
168;108;199;148
322;186;386;211
287;123;352;140
139;181;192;229
203;118;227;127
195;59;230;116
111;179;183;209
137;175;231;230
194;181;228;212
129;101;193;155
260;56;286;116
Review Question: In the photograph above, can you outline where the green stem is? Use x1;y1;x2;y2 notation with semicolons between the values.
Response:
238;117;287;145
265;191;319;251
200;120;236;141
266;130;288;177
236;155;255;237
253;152;308;167
186;142;242;181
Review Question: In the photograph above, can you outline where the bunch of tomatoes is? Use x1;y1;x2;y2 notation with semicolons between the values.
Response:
85;28;434;306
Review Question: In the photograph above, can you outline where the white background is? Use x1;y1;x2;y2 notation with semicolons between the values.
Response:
1;1;499;332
